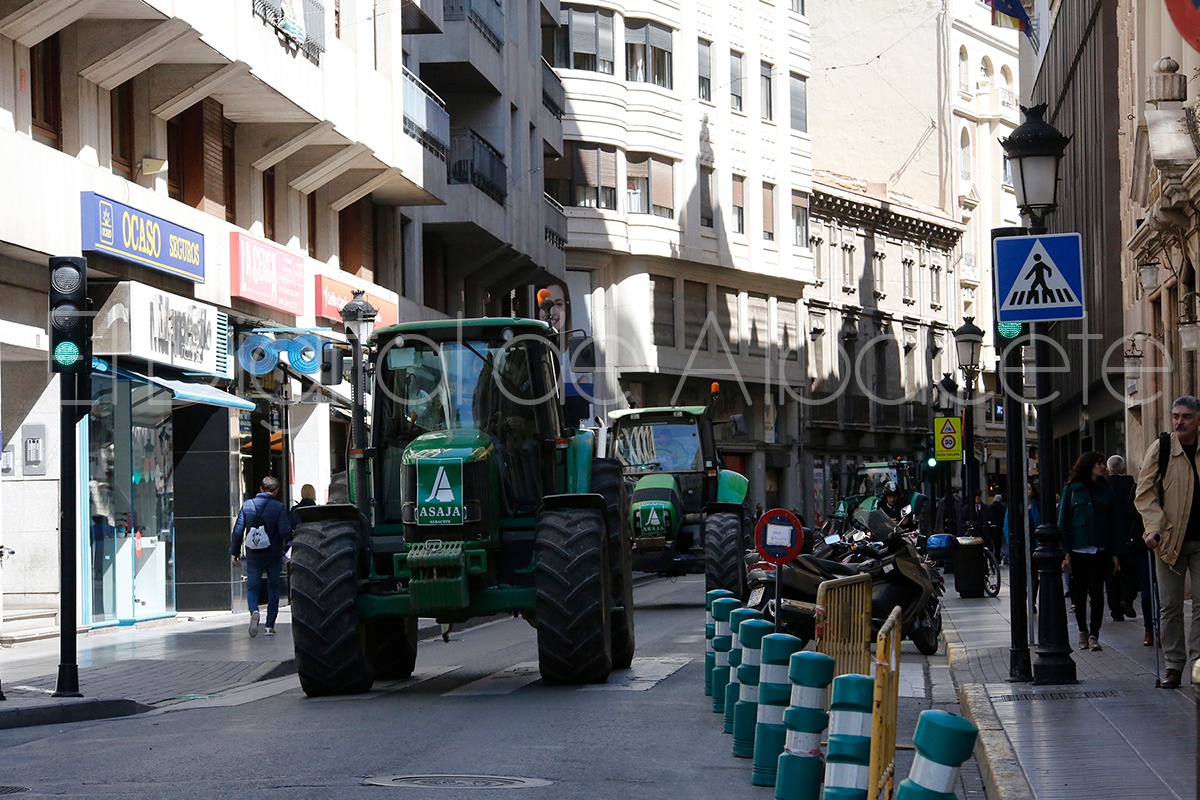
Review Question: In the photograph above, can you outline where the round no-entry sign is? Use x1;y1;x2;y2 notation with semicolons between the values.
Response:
754;508;805;565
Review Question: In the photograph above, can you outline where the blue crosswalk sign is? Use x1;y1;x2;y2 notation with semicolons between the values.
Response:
993;233;1084;323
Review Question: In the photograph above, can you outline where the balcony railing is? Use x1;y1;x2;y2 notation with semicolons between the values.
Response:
449;128;507;204
542;59;565;120
807;391;840;425
847;394;871;424
999;88;1017;109
445;0;504;50
402;66;450;160
876;402;902;428
544;194;567;250
253;0;326;64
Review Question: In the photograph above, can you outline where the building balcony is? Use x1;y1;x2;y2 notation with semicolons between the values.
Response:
542;58;565;120
402;66;451;160
252;0;326;64
876;402;902;428
444;0;504;50
544;194;567;251
448;128;507;204
806;391;841;426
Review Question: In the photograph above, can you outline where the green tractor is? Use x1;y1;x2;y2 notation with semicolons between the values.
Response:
606;388;750;597
290;317;634;697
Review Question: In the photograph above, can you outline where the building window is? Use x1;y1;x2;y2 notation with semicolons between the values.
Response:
1002;155;1013;186
110;80;134;179
872;250;885;297
790;73;807;132
960;129;971;181
760;62;773;121
730;51;743;111
223;118;236;223
791;191;809;247
334;0;341;38
544;5;616;75
568;141;617;209
30;34;61;150
166;116;183;200
698;39;712;102
842;242;856;287
684;280;709;351
627;152;674;218
650;274;676;346
263;166;276;242
902;257;915;301
732;174;745;234
931;265;942;306
718;286;739;353
307;192;318;258
811;235;825;282
625;19;673;88
700;166;714;228
790;0;805;13
958;46;969;94
762;183;775;241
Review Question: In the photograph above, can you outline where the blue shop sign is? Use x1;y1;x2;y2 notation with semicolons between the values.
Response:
81;192;205;283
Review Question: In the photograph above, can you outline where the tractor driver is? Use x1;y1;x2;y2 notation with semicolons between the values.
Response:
878;481;905;522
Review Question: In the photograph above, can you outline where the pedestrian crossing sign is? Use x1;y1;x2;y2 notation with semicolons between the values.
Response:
993;233;1085;323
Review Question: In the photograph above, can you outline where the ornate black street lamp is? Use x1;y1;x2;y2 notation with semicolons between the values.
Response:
340;290;377;519
1000;104;1075;685
953;317;984;506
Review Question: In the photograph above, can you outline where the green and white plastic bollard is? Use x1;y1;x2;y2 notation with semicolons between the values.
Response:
711;597;742;714
895;710;979;800
751;633;807;786
724;607;762;733
822;673;875;800
706;589;735;696
775;651;836;800
733;617;775;758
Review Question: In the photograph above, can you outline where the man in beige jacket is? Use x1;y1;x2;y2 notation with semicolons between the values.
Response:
1134;395;1200;689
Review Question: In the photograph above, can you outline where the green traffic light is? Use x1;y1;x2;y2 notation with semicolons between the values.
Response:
997;321;1024;339
53;340;81;366
926;456;937;468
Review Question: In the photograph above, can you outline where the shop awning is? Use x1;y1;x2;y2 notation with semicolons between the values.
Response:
124;369;256;411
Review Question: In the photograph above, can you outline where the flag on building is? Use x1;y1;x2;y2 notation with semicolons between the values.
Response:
986;0;1039;52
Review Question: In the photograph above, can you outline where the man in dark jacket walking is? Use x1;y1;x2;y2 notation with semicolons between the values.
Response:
231;476;292;637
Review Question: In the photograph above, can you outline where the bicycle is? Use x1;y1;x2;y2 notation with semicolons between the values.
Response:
983;546;1001;597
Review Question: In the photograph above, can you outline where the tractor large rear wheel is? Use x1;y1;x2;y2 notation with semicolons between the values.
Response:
365;616;419;680
592;458;636;670
704;511;746;597
290;519;374;697
535;508;612;684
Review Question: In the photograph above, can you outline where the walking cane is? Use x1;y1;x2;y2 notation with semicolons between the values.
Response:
1149;554;1163;688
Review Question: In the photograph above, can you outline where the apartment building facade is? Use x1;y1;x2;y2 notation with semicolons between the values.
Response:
0;0;460;629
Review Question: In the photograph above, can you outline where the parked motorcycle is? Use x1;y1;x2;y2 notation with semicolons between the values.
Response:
745;507;944;655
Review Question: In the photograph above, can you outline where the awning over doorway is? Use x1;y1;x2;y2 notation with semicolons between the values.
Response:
107;364;257;411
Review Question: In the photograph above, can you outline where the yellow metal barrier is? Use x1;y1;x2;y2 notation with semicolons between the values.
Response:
868;606;902;800
814;573;872;678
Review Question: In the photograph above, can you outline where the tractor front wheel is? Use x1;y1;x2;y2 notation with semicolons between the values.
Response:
365;616;419;680
592;458;636;670
290;519;374;697
535;508;612;684
704;511;746;598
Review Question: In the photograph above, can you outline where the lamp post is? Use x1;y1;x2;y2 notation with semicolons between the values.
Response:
953;317;984;506
1000;103;1076;685
340;289;377;519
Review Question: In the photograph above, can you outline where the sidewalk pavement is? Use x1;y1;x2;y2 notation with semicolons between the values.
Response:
944;568;1197;800
2;576;1195;800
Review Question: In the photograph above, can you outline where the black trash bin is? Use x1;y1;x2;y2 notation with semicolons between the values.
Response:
954;533;986;598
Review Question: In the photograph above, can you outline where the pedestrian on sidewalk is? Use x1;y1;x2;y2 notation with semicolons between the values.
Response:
231;475;292;638
1134;396;1200;688
1058;451;1122;652
1106;455;1150;636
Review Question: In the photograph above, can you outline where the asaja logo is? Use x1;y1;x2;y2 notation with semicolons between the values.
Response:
638;505;668;536
416;459;464;525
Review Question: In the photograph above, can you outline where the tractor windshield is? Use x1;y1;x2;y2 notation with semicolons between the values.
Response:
376;337;545;438
613;418;703;474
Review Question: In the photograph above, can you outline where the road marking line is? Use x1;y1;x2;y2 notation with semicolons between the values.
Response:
580;656;692;691
443;662;541;696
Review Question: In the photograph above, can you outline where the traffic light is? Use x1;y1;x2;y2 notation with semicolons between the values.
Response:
923;433;938;470
48;257;90;373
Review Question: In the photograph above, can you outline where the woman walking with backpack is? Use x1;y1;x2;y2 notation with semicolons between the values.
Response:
1058;451;1123;651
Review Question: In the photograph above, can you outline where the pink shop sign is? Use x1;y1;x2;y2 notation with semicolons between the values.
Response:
230;232;305;316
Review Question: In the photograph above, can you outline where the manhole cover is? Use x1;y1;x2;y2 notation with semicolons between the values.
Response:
0;788;30;795
363;775;553;789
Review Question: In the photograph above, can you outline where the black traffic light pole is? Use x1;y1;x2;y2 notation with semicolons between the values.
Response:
48;256;90;698
993;225;1032;683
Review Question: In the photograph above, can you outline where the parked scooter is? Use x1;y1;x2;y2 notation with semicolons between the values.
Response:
745;507;944;654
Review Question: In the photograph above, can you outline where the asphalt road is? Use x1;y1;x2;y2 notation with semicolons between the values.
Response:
0;575;982;799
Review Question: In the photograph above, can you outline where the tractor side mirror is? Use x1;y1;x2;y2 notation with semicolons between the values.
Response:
320;344;344;386
728;413;747;437
567;335;595;373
